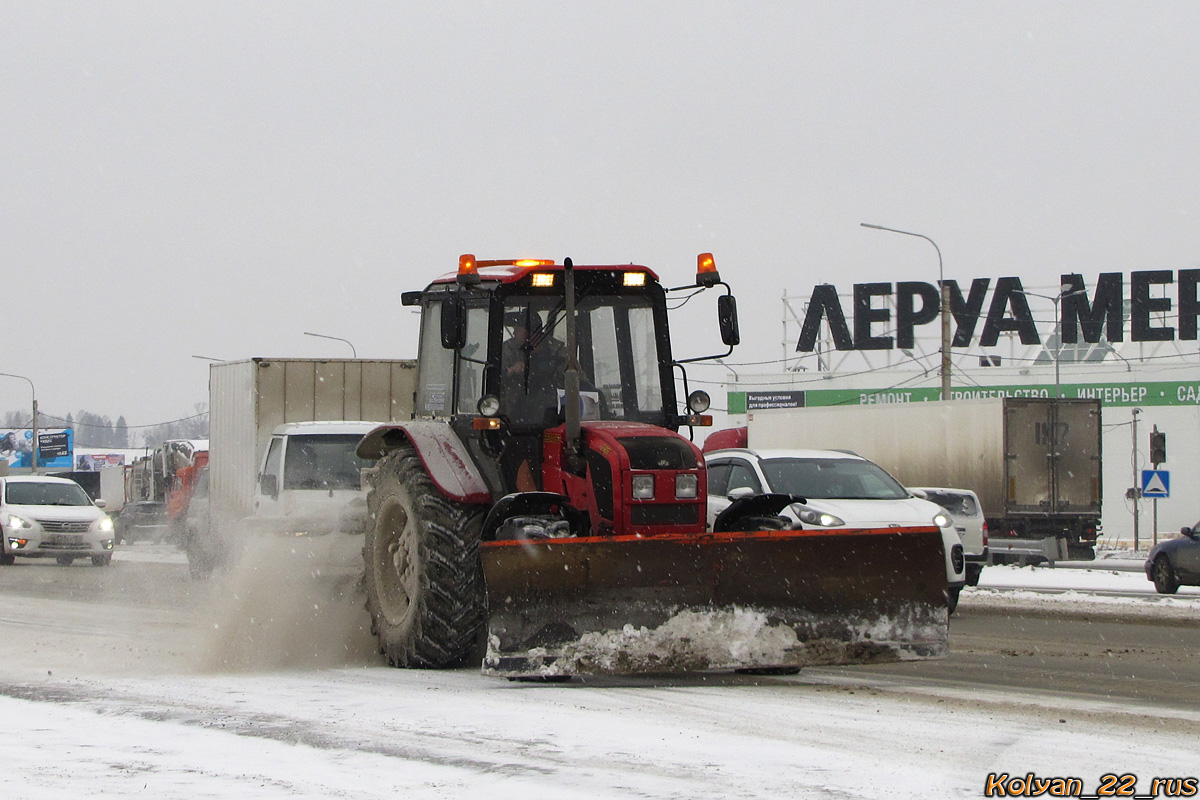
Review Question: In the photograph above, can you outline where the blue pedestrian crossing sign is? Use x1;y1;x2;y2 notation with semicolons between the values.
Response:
1142;469;1170;498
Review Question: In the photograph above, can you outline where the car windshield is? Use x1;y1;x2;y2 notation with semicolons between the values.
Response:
760;457;909;500
5;481;94;507
283;434;375;491
921;490;979;516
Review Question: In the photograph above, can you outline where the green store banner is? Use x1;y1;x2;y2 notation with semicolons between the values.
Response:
727;380;1200;414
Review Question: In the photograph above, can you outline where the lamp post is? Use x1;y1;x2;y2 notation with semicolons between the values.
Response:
0;372;38;474
861;223;951;400
1013;285;1088;398
304;331;358;358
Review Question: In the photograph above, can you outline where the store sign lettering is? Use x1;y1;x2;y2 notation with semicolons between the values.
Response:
795;270;1200;352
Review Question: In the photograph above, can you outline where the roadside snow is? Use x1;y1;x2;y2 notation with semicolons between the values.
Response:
3;667;1195;800
3;546;1196;799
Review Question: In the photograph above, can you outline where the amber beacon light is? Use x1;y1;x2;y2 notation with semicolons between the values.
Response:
696;252;720;286
457;254;480;285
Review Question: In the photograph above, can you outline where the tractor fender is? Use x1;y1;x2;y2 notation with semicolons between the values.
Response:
357;422;491;505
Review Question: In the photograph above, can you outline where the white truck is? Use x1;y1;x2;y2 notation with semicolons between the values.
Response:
187;358;416;577
744;397;1103;564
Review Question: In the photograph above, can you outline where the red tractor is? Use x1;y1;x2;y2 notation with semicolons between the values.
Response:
357;254;948;678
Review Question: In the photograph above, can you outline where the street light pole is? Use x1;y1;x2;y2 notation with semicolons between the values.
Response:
304;332;358;358
861;223;951;400
0;372;38;474
1013;286;1087;398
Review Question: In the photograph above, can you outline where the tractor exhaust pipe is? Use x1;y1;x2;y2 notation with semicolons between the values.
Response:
562;257;585;475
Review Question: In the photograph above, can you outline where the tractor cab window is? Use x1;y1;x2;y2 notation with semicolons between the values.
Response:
500;304;570;426
456;305;490;415
580;300;662;420
499;294;666;427
417;299;454;417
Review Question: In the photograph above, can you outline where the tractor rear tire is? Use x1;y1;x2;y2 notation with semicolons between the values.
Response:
364;446;485;668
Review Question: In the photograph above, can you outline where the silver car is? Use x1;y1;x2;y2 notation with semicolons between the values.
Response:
0;475;116;567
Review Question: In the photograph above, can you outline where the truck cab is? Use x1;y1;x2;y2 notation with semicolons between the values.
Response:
251;421;380;536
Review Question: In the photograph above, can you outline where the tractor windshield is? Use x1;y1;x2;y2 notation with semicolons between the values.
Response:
500;294;665;426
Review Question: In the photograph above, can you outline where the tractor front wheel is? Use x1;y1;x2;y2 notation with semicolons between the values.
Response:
364;446;485;668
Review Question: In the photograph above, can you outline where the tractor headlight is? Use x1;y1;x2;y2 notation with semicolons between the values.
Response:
933;512;952;528
477;395;501;417
632;475;655;500
687;390;711;414
675;474;698;499
796;507;845;528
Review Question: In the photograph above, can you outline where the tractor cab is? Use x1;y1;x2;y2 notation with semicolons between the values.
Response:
402;255;731;500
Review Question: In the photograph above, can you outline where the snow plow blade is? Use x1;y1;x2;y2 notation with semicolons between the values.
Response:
480;526;949;678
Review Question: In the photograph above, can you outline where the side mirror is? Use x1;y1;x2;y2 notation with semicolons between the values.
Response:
94;499;107;509
440;294;466;349
1183;526;1197;539
718;294;740;347
909;488;928;499
728;486;755;500
259;473;279;499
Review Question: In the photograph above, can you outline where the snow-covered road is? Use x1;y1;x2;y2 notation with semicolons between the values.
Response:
2;549;1196;799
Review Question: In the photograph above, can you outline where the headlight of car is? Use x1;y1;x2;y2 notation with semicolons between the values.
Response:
5;514;32;530
795;507;845;528
933;512;952;528
96;516;115;533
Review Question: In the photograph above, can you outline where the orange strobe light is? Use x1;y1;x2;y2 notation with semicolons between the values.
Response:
458;254;480;285
697;252;720;286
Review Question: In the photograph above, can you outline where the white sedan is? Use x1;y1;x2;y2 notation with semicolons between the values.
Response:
704;447;966;612
0;475;116;567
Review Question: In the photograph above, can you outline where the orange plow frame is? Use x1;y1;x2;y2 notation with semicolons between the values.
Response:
480;525;949;678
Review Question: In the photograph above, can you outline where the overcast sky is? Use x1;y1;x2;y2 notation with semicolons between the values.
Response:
3;1;1199;429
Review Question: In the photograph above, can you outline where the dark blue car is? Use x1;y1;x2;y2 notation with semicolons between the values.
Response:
1145;525;1200;594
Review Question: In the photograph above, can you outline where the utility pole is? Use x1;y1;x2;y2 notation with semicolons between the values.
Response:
1131;408;1141;551
0;372;38;474
860;223;951;400
32;398;39;475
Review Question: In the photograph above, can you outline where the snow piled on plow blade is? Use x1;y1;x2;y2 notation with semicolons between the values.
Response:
480;527;949;678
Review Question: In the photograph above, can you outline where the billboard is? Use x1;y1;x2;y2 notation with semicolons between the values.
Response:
75;453;126;471
0;428;74;470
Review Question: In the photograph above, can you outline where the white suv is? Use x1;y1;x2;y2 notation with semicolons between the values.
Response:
704;448;967;612
0;475;116;567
